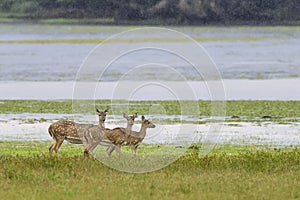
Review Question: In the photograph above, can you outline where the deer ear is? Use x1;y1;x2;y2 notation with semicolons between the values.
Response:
141;116;145;121
104;108;109;113
96;108;100;113
123;113;128;119
134;113;138;118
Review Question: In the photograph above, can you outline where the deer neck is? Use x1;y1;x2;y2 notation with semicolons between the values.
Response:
126;124;133;133
98;121;105;129
138;125;147;139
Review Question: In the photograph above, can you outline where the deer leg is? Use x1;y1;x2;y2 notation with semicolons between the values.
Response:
49;134;58;154
84;149;90;158
83;145;88;158
106;145;115;157
83;143;90;154
83;142;92;158
49;142;55;155
105;146;111;156
89;142;98;154
116;144;121;157
84;141;97;158
48;128;55;154
54;138;64;154
49;143;54;154
49;139;58;155
131;144;137;157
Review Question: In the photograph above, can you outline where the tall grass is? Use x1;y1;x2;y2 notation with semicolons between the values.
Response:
0;144;300;199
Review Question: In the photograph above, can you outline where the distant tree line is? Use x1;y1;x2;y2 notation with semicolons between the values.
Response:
0;0;299;24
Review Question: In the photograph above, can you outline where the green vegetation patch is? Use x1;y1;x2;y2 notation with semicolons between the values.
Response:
0;100;299;119
225;100;300;118
0;141;300;199
39;18;114;24
0;141;82;156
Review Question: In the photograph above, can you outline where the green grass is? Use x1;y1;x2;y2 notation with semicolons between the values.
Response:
0;141;82;156
0;100;299;119
0;141;300;199
39;18;114;24
0;100;299;198
0;12;115;24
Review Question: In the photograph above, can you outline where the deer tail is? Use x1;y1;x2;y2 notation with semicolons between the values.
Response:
48;125;54;138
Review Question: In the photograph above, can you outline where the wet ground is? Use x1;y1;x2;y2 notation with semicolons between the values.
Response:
0;113;299;147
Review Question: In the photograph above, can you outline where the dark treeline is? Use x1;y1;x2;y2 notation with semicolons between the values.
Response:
0;0;299;24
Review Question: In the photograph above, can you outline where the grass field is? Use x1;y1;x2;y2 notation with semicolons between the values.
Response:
0;100;299;118
0;141;300;199
0;100;300;199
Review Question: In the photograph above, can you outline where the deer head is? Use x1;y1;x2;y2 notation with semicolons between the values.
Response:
123;113;138;126
141;116;156;128
96;108;109;128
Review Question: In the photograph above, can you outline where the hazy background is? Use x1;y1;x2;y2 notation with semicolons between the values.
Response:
0;0;299;25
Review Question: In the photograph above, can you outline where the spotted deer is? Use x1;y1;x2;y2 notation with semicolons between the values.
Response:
104;116;155;156
48;108;108;154
123;113;138;133
83;113;138;157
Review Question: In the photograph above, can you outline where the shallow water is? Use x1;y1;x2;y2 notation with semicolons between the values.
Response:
0;113;299;147
0;24;299;81
1;24;299;146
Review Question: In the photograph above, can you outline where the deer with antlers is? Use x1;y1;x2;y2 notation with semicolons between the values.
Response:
48;108;108;154
83;113;138;157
